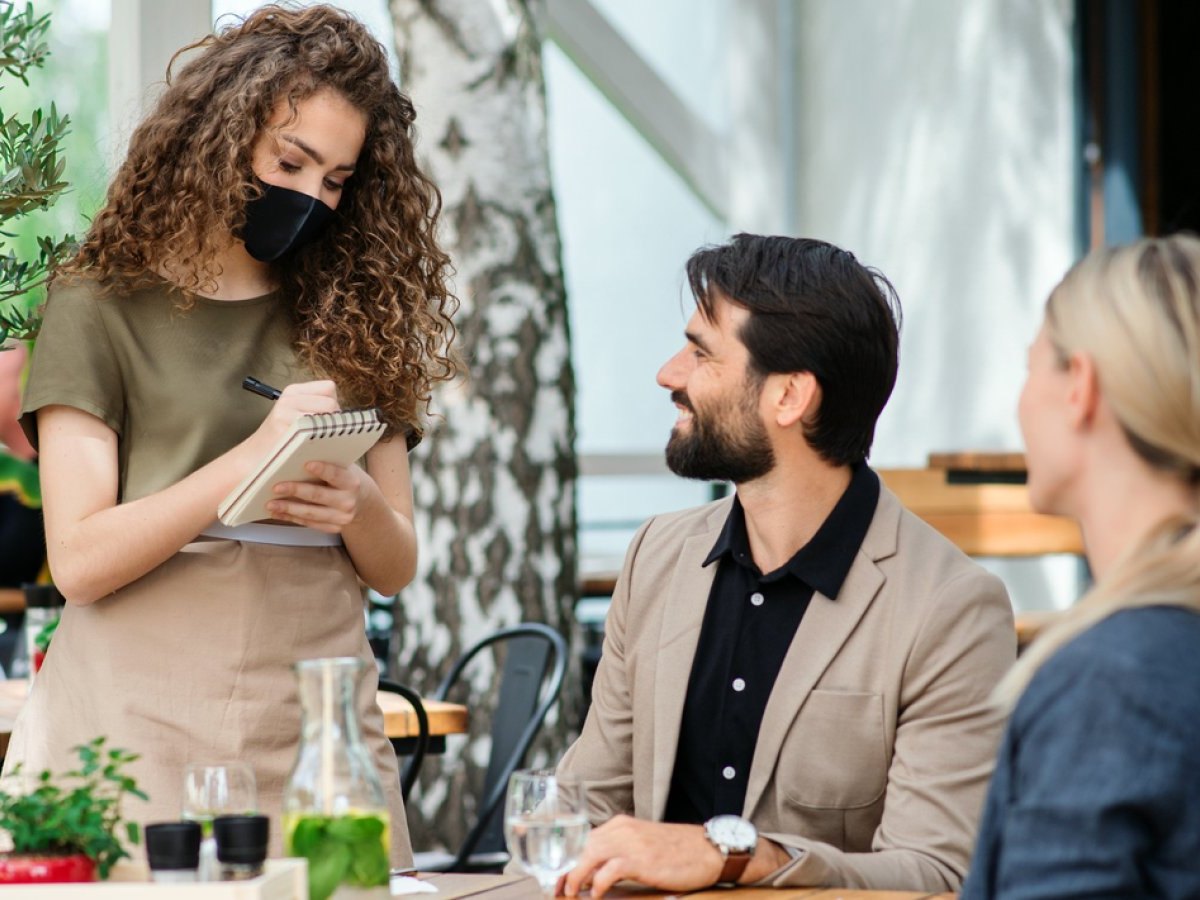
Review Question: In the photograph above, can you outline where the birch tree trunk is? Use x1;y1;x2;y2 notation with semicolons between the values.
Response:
389;0;578;855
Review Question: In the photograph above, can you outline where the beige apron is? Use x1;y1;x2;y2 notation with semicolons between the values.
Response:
1;537;411;865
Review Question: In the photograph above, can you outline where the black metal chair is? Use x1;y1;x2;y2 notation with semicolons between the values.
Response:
414;622;568;872
377;678;431;802
366;592;395;673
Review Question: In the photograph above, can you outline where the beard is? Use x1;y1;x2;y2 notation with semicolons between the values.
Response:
665;385;775;484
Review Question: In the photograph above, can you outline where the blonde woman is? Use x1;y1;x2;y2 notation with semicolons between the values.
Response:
962;235;1200;898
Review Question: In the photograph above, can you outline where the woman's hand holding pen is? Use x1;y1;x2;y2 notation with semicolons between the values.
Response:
247;379;340;453
242;377;377;533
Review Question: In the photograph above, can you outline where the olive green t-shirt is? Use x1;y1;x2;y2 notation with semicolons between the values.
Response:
22;278;311;502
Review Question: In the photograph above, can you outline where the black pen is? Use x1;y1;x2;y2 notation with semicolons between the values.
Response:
242;376;281;400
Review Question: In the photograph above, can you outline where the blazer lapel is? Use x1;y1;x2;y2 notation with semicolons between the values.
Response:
649;504;728;820
741;488;902;816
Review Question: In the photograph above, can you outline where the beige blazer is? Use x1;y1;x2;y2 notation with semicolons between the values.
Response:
558;486;1015;891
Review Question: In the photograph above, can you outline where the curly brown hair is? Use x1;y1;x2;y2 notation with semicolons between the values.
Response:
56;3;457;437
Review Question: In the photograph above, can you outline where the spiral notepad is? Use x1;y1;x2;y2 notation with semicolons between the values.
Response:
218;409;387;527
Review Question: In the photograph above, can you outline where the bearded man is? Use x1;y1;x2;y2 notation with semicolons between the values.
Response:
555;234;1016;896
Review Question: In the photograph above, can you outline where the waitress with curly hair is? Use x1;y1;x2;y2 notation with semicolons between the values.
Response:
2;5;456;863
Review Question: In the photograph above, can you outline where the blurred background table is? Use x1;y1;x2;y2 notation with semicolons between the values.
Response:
0;678;467;761
877;454;1083;557
581;452;1082;584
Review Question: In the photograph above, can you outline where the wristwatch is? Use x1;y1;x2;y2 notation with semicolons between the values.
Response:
703;814;758;886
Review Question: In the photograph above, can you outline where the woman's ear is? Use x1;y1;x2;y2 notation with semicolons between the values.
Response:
1065;351;1100;430
774;371;821;429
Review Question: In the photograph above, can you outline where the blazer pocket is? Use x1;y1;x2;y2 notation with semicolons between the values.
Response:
777;689;888;809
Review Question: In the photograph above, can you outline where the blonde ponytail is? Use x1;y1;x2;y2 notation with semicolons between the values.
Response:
996;514;1200;706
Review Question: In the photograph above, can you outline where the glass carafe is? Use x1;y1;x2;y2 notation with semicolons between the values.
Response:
283;657;390;900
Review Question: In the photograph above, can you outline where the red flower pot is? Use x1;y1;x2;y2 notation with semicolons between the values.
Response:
0;853;96;883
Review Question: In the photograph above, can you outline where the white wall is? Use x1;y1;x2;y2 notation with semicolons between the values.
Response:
792;0;1076;465
790;0;1081;609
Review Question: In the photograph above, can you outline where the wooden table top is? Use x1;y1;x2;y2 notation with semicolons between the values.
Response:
580;461;1082;592
411;872;957;898
876;467;1083;557
926;450;1027;474
0;678;468;758
375;687;469;740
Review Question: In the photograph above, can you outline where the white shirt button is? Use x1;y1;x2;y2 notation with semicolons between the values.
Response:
750;592;765;606
732;678;746;692
722;766;736;780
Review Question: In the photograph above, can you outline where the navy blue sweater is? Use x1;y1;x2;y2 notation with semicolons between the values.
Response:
963;605;1200;899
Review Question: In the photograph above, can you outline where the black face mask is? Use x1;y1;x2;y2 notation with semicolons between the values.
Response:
241;182;334;262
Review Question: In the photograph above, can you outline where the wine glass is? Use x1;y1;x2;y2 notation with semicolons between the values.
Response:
182;763;257;879
182;762;257;831
504;770;590;896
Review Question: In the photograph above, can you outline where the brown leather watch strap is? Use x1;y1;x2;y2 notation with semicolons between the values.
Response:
716;849;752;886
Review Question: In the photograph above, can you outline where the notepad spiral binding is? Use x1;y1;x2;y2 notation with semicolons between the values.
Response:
304;409;384;439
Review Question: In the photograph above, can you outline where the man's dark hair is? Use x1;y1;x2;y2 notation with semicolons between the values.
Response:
686;233;901;466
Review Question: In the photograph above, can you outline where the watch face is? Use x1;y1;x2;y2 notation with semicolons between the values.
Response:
707;815;757;852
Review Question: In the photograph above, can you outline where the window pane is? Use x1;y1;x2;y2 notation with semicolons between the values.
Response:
545;42;725;567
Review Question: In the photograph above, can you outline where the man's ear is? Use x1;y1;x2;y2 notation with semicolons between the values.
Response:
1065;351;1100;430
773;372;821;429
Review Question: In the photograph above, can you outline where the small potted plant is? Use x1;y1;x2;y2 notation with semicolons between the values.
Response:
0;737;146;883
21;584;62;676
30;615;57;673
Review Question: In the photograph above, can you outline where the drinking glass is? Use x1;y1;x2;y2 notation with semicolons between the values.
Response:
182;762;258;831
504;770;590;895
182;763;257;880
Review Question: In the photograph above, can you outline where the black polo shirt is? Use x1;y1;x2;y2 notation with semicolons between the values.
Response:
662;464;881;824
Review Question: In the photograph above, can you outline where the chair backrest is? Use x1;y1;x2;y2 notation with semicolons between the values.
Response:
377;678;431;802
366;593;395;674
434;623;568;869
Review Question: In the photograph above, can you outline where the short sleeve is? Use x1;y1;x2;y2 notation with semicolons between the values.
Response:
20;282;125;448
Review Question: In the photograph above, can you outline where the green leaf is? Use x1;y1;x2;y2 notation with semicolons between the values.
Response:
288;816;326;857
347;840;389;887
33;614;57;651
305;842;352;900
326;814;382;845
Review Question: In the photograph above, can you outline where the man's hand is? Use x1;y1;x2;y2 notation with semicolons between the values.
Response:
560;816;723;898
560;816;794;897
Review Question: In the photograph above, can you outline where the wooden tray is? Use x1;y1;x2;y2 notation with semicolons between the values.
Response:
0;858;306;899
